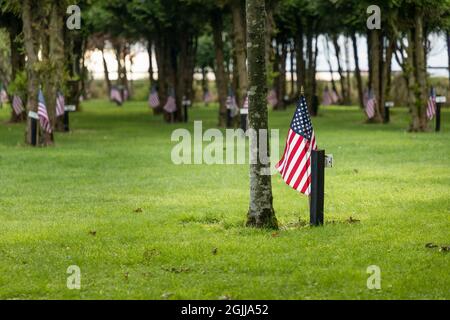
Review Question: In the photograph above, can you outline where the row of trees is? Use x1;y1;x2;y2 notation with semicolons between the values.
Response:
1;0;450;147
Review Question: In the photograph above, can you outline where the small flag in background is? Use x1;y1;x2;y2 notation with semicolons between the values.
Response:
0;86;8;104
56;91;65;117
148;87;160;108
427;88;437;120
330;90;339;104
365;90;376;119
38;89;52;133
243;94;249;109
226;90;239;117
267;89;278;108
110;87;123;105
322;87;332;106
203;90;212;104
12;95;24;115
163;91;177;113
276;95;317;196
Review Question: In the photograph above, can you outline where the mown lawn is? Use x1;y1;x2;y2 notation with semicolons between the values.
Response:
0;100;448;300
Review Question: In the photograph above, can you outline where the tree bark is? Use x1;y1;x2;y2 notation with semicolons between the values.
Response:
101;47;111;95
447;32;450;85
211;9;228;127
351;33;364;109
147;39;155;88
332;34;348;104
294;22;305;95
49;1;65;134
368;29;383;122
411;9;428;131
246;0;277;229
22;0;41;145
231;0;248;107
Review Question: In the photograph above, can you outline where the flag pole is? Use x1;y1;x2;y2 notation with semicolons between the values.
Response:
310;149;325;226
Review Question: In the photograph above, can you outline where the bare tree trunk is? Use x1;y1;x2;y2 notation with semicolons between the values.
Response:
22;0;41;145
344;37;352;104
325;36;338;96
231;0;248;107
447;32;450;85
246;0;277;229
147;39;155;88
211;9;228;127
154;34;167;114
351;33;364;109
369;29;383;122
49;2;65;133
332;34;348;104
411;9;428;131
290;41;295;98
381;35;395;123
295;21;305;94
102;47;111;95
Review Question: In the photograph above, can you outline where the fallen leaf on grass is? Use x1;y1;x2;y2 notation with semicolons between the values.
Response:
425;243;438;248
439;246;450;252
88;230;97;236
162;266;190;273
219;295;231;300
347;217;360;224
161;292;173;299
271;232;280;238
211;248;218;255
134;208;143;213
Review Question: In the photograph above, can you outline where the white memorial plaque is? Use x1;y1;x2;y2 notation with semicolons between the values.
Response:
436;96;447;104
240;108;248;115
325;154;334;168
385;101;395;108
28;111;39;119
65;105;76;112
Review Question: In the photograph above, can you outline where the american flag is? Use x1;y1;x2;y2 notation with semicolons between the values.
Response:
243;94;249;109
38;89;52;133
365;90;376;119
123;88;129;101
56;92;65;117
12;95;24;115
0;87;8;103
276;95;317;196
426;88;436;120
148;87;160;108
322;87;333;106
267;89;278;108
226;91;239;117
331;90;339;104
163;93;177;113
110;87;122;105
203;90;212;104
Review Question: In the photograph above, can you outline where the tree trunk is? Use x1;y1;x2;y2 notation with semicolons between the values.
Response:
154;34;167;114
231;0;248;107
325;36;338;96
22;0;41;145
246;0;277;229
102;47;111;95
369;29;383;122
344;37;352;104
381;35;395;123
351;33;364;109
290;41;295;98
49;2;65;134
332;35;348;104
447;32;450;85
411;9;428;131
294;20;306;95
147;39;155;88
211;9;228;127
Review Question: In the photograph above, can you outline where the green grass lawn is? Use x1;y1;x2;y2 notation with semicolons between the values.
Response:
0;100;448;300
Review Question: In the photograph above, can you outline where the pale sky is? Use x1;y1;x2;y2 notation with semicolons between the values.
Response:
85;34;449;82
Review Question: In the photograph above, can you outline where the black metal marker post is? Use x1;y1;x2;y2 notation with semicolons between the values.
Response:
436;102;441;132
226;109;232;128
310;149;325;226
64;111;70;132
240;109;248;132
28;111;39;146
